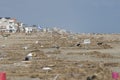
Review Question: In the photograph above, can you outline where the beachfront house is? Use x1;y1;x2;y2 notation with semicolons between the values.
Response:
0;17;18;33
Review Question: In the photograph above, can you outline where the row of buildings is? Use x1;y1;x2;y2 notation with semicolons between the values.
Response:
0;17;18;33
0;17;37;33
0;17;67;34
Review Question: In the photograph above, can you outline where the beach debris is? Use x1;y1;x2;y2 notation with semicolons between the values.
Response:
35;41;38;44
40;45;44;48
23;46;28;50
53;74;59;80
42;67;52;71
76;43;81;47
52;45;60;49
86;75;96;80
97;42;103;45
1;45;6;48
78;64;83;68
83;39;91;44
25;53;33;61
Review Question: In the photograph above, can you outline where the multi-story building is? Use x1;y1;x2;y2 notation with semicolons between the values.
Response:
0;17;19;33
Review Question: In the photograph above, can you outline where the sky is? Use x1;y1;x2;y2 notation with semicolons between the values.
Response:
0;0;120;33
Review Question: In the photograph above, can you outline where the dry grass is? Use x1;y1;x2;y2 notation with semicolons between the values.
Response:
0;33;119;80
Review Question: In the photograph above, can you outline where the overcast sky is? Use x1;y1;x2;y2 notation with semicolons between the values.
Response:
0;0;120;33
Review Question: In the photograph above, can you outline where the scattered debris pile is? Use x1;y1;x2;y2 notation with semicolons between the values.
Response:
0;54;113;80
0;33;120;80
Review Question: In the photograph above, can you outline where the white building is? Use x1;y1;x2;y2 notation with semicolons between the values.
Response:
0;17;18;33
